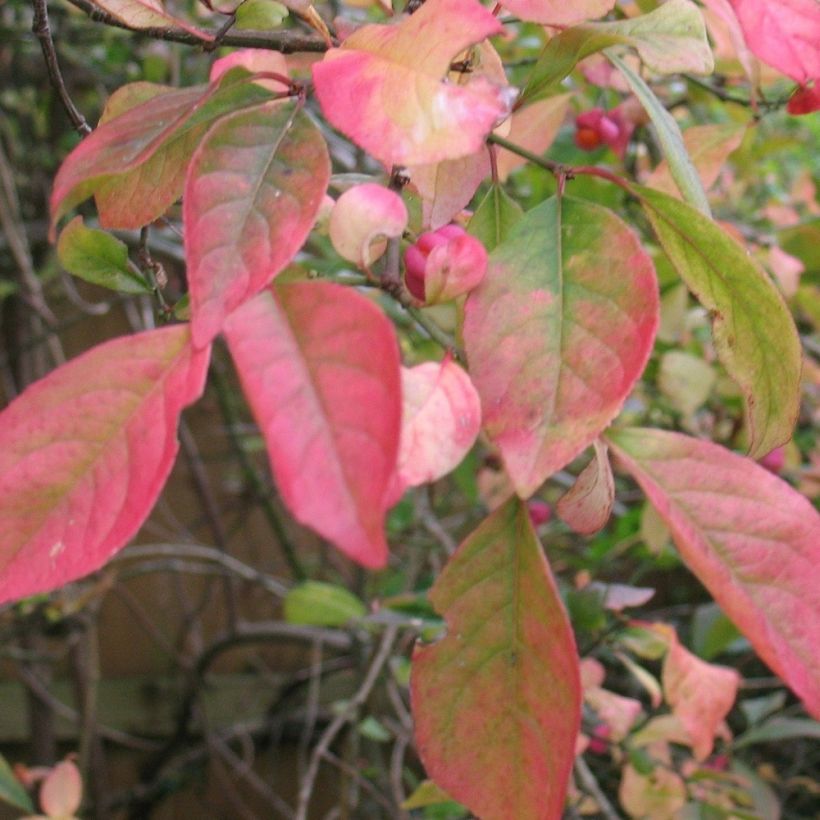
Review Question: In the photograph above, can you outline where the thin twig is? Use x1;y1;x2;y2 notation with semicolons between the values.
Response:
31;0;92;135
64;0;328;53
295;625;399;820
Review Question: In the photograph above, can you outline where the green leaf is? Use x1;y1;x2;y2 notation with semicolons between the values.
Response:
235;0;288;29
633;185;801;458
0;752;34;812
411;497;581;819
521;0;713;103
283;581;367;627
467;184;523;252
57;217;151;294
607;52;710;215
733;717;820;750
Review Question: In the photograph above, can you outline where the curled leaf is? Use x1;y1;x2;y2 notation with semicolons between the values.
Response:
329;183;408;269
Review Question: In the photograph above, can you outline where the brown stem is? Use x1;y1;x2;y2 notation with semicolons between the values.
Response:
64;0;329;53
31;0;92;135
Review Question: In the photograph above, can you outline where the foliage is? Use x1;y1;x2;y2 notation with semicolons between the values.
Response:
1;0;819;817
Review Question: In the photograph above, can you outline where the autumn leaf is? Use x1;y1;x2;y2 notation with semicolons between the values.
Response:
185;100;330;347
607;427;820;719
0;327;210;604
223;283;401;568
312;0;513;167
728;0;820;84
556;440;615;535
397;358;481;488
50;72;275;235
464;196;658;497
634;185;801;458
412;498;581;819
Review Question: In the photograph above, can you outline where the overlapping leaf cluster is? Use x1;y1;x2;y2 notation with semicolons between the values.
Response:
2;0;819;817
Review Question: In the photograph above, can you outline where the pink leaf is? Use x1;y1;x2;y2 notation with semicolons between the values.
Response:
397;358;481;488
729;0;820;83
0;326;210;604
464;196;658;497
407;42;509;227
328;184;408;269
497;0;614;26
39;761;82;819
223;283;401;568
662;630;740;759
557;440;615;535
311;0;513;167
412;498;581;819
607;427;820;719
185;100;330;347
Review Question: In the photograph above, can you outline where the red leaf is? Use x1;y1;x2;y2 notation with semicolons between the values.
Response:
0;326;210;604
223;283;401;568
607;427;820;718
463;196;658;497
311;0;512;167
729;0;820;83
185;100;330;347
412;497;581;819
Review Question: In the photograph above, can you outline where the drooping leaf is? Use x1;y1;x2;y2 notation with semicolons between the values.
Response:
657;625;740;760
498;0;614;26
185;100;330;347
328;183;408;268
57;216;150;294
50;73;275;234
608;52;711;215
606;427;820;718
397;358;482;488
728;0;820;84
312;0;513;167
85;0;214;39
521;0;714;104
463;196;658;497
0;326;210;604
634;185;801;458
468;184;524;253
556;439;615;535
645;121;747;199
223;283;401;568
412;497;581;819
284;581;367;626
